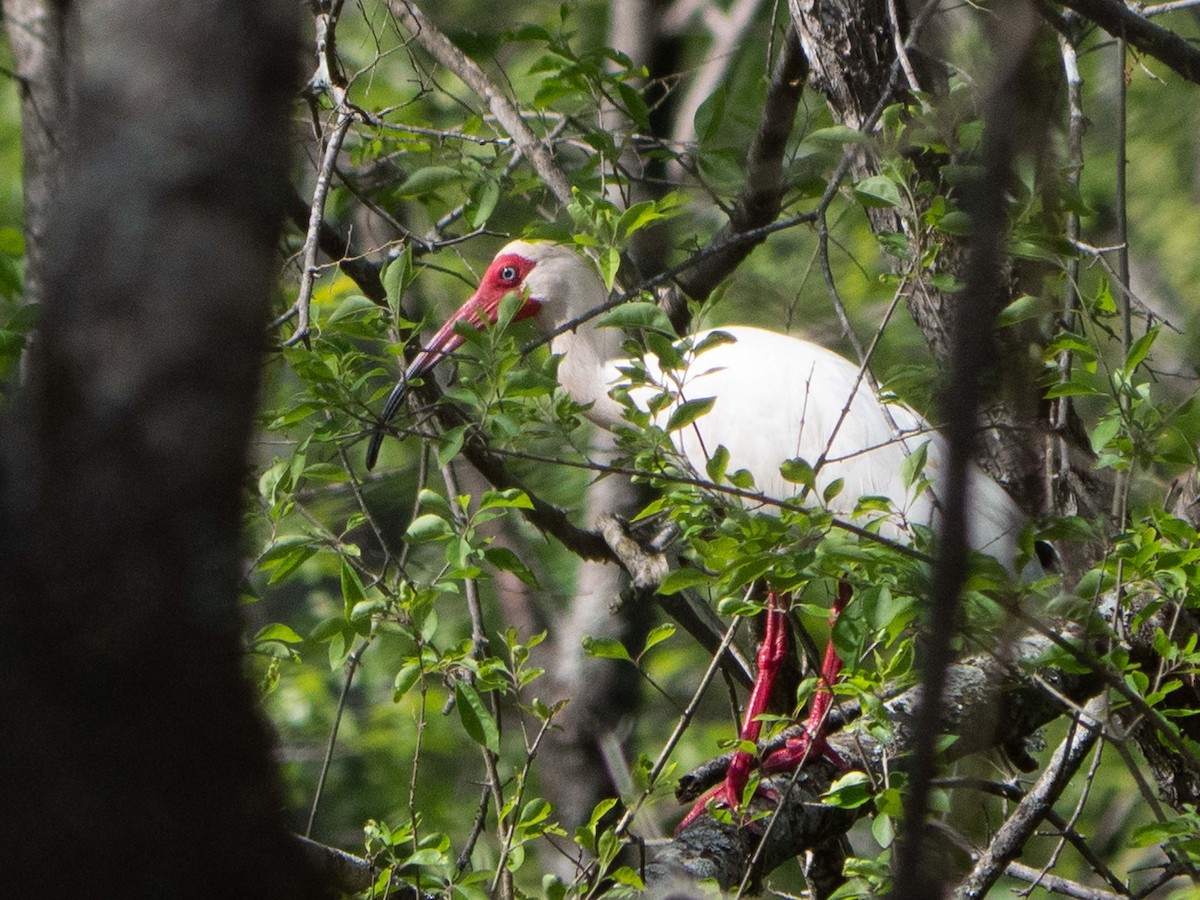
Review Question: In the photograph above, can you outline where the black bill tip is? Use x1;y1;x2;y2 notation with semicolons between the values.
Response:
364;377;413;469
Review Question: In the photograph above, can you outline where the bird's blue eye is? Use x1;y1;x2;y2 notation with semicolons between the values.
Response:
500;265;517;282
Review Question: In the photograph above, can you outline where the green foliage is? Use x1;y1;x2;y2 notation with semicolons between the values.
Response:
57;0;1192;894
3;0;1200;893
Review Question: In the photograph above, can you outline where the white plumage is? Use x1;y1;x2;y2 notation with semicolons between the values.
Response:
371;240;1027;570
366;238;1039;827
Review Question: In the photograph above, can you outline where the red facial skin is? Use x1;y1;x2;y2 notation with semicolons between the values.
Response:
365;251;542;468
404;252;541;383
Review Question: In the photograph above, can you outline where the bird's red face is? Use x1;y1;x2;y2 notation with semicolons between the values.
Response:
405;251;543;383
365;247;544;467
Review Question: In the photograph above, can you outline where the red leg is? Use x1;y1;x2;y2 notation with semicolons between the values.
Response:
761;580;850;774
677;592;789;832
677;582;850;832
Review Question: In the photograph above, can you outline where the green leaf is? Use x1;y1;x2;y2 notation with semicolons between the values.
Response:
617;82;651;130
616;200;669;242
384;252;412;304
643;623;677;652
823;478;845;504
1045;381;1104;399
326;294;380;326
483;546;539;586
900;441;930;491
997;294;1048;327
405;513;454;543
599;247;620;291
254;623;303;644
692;330;737;356
665;397;715;432
1131;818;1192;848
934;210;972;236
581;636;633;662
780;457;815;487
588;797;618;831
480;488;534;510
396;166;464;198
854;174;904;209
706;445;730;484
805;124;867;144
258;534;317;583
609;867;645;890
466;179;500;229
1125;326;1159;372
437;425;468;468
871;812;894;848
657;568;712;596
340;559;366;619
632;495;668;521
417;488;451;515
327;631;347;669
393;661;422;701
383;248;413;322
598;301;674;335
455;680;500;753
1090;415;1122;454
694;83;727;144
822;771;874;809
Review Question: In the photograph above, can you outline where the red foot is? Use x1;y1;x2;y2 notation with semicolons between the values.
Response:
676;582;850;833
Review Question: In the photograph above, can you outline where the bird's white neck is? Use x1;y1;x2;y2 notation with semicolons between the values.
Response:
548;317;627;431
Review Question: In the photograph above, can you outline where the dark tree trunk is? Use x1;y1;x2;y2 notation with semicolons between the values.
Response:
0;2;327;896
789;0;1081;518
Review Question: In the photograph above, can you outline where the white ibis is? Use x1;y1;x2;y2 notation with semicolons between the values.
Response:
366;240;1032;828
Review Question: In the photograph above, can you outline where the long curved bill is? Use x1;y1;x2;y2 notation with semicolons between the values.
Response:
364;292;498;469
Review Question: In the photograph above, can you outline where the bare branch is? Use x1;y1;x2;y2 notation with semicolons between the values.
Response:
1;0;74;309
283;107;354;347
385;0;573;206
955;696;1106;899
674;25;809;300
1003;863;1126;900
893;7;1044;894
1054;0;1200;84
656;622;1103;891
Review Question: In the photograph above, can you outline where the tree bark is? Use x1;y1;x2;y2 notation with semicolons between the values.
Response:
2;0;74;309
0;2;327;896
789;0;1068;516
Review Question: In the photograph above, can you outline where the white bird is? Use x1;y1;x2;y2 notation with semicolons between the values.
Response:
366;239;1033;827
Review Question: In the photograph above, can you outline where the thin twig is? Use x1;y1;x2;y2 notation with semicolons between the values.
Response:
439;459;513;900
1004;862;1126;900
1051;28;1085;514
386;0;573;206
305;638;369;837
284;108;354;347
955;696;1107;899
612;613;745;838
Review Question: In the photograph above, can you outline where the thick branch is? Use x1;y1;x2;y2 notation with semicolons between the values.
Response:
956;697;1105;899
674;25;810;301
657;623;1104;892
1055;0;1200;84
893;7;1043;896
459;425;615;561
0;1;326;895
